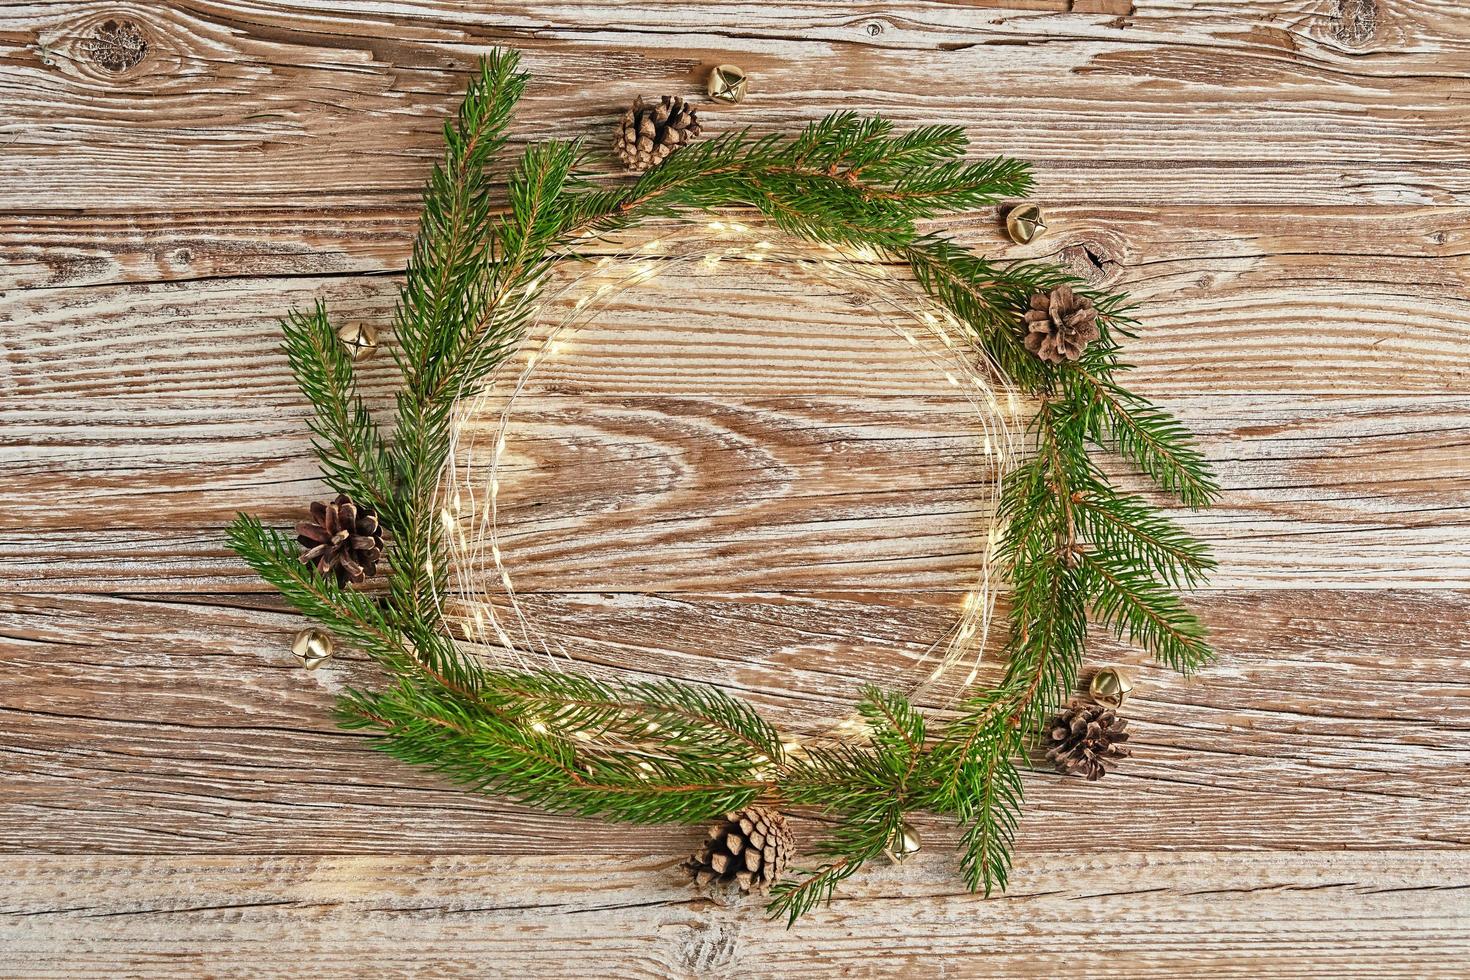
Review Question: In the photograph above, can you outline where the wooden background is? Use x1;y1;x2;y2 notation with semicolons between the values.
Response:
3;1;1469;976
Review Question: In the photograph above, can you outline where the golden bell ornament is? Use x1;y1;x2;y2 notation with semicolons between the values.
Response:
336;322;380;362
1005;204;1047;245
706;64;749;104
291;627;334;669
1089;667;1135;709
884;821;922;864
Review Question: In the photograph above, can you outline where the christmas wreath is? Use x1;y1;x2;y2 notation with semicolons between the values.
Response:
229;49;1217;923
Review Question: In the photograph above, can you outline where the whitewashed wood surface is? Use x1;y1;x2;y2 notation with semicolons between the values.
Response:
2;1;1469;976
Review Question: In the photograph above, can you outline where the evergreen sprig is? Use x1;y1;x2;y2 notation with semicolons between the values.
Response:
227;48;1218;924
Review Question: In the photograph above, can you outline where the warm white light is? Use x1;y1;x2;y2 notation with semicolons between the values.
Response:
439;223;1021;746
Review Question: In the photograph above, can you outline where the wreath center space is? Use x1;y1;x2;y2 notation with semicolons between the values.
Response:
437;222;1022;731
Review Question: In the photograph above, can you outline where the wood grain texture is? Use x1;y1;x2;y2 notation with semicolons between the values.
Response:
3;0;1469;974
3;589;1467;855
4;852;1469;979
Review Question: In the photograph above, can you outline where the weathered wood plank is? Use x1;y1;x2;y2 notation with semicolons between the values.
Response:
3;851;1467;979
4;0;1469;970
3;380;1466;590
3;590;1466;854
3;2;1469;210
4;267;1468;401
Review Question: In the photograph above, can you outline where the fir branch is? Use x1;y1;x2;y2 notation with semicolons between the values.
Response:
770;739;906;925
766;814;895;927
923;685;1026;896
390;133;586;616
226;515;487;695
1072;484;1215;591
278;302;392;511
475;669;785;762
954;728;1023;895
1078;550;1213;674
340;677;766;824
768;688;930;922
1065;365;1220;508
858;685;926;767
393;51;527;375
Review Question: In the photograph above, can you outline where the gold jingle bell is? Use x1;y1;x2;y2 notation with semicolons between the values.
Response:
336;322;380;362
1089;667;1135;709
706;64;749;104
291;628;334;669
884;820;922;864
1005;203;1047;245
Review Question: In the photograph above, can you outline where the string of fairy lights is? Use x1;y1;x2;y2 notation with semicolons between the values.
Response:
432;221;1024;748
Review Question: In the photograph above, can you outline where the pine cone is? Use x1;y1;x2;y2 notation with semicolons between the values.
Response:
614;95;701;172
1045;699;1130;781
1022;285;1100;364
296;494;385;587
683;807;793;895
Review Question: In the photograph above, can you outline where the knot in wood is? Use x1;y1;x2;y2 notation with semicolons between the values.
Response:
86;18;148;73
1059;239;1123;287
1332;0;1379;47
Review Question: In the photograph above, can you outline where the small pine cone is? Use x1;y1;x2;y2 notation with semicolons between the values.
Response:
683;807;793;895
1045;699;1130;781
1022;285;1101;364
296;494;385;587
614;95;701;172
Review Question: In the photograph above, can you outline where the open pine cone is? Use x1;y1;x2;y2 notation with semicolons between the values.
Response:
1045;699;1130;781
1022;285;1101;363
296;494;385;587
614;95;701;172
684;807;793;895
